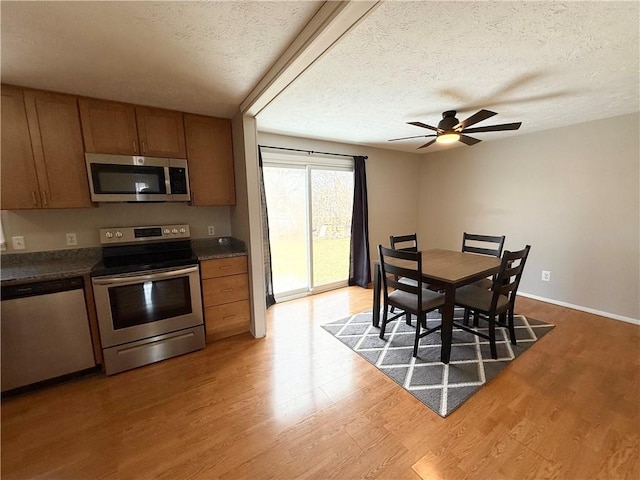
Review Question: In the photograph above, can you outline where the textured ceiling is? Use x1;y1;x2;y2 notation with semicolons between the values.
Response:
258;1;640;153
0;1;322;118
1;1;638;154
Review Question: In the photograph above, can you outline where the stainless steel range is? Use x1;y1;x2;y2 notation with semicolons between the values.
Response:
91;224;204;375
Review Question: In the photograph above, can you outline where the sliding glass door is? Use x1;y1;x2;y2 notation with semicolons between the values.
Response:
262;152;354;300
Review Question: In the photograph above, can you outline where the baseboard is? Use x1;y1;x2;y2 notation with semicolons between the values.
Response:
517;291;640;326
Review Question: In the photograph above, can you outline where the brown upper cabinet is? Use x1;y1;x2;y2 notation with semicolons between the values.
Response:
184;114;236;205
79;98;186;158
1;85;92;210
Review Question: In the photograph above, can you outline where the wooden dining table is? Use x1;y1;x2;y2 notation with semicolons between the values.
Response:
372;248;501;364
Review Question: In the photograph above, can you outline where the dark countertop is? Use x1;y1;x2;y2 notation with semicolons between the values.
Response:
1;248;103;286
1;237;247;286
191;237;247;261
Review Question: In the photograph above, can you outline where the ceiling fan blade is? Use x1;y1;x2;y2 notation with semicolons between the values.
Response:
407;121;441;132
388;134;437;142
462;122;522;134
459;134;482;146
453;109;497;130
417;139;437;149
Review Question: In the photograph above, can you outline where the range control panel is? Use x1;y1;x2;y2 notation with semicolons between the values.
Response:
99;224;191;245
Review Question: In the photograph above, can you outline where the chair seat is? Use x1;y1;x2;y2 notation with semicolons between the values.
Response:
398;277;418;287
389;289;444;311
455;284;509;313
470;277;493;290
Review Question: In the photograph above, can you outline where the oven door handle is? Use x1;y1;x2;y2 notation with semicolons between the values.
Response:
92;266;199;285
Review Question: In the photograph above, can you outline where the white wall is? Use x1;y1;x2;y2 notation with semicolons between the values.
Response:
231;113;266;338
418;112;639;321
1;204;231;252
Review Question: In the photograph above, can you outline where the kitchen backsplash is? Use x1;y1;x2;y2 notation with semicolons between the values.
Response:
0;203;232;253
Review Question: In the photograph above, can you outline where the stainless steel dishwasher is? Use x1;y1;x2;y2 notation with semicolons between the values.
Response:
1;277;97;393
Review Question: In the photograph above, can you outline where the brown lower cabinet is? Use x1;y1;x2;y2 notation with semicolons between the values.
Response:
201;256;250;342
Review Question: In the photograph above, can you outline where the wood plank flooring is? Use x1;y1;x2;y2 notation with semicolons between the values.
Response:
1;287;638;479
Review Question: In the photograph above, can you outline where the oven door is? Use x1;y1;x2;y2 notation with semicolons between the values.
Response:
92;265;203;348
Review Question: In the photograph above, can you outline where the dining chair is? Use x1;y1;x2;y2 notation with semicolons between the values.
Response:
389;233;418;252
461;232;505;289
461;232;505;257
453;245;531;359
461;232;506;326
389;234;420;286
378;245;445;357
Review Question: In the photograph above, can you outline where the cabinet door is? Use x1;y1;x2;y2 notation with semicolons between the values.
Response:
205;299;250;342
135;107;186;158
184;114;236;205
202;274;249;307
0;85;41;209
201;256;247;279
23;90;92;208
78;98;138;155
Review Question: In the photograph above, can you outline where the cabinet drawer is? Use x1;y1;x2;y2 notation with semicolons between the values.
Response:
202;274;248;307
205;299;250;341
201;256;247;279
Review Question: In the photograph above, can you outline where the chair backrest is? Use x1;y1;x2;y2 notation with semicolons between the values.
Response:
489;245;531;311
462;232;505;257
378;245;423;304
389;233;418;252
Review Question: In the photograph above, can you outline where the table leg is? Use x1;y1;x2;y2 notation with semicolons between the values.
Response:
372;263;381;327
440;286;455;364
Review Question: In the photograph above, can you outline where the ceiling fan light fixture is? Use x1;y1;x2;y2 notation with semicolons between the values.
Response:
436;132;460;144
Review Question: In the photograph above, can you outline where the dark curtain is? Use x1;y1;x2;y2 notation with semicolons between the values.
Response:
258;147;276;308
348;156;371;288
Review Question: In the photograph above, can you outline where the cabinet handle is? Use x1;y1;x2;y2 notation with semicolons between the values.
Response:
222;315;236;320
141;141;146;154
31;191;38;206
41;191;48;206
133;140;138;153
222;288;233;293
220;265;231;270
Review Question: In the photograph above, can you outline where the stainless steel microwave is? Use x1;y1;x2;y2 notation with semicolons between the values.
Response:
85;153;191;202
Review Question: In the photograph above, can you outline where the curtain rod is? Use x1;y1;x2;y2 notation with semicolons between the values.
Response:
259;145;367;160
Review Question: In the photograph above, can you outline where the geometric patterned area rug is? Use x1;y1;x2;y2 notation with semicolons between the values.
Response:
321;308;554;417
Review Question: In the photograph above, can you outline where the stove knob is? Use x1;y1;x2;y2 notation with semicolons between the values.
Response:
171;228;178;234
163;228;170;235
115;231;123;238
179;228;186;234
105;232;113;239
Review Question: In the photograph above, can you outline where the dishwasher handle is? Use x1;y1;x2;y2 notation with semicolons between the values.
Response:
1;277;84;300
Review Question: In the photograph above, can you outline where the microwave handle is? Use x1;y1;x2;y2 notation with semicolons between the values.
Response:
165;166;173;195
92;266;199;285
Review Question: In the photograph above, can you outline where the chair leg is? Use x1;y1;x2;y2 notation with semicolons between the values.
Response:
488;315;497;359
406;312;412;326
508;308;517;345
379;305;389;339
463;308;471;326
473;311;480;327
413;317;421;357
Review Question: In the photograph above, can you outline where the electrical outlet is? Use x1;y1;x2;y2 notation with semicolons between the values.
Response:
207;225;215;236
66;232;78;246
12;236;25;250
541;270;551;282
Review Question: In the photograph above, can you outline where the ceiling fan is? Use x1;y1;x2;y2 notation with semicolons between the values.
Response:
388;109;522;149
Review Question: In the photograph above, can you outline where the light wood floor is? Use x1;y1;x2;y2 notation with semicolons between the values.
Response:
1;287;638;479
